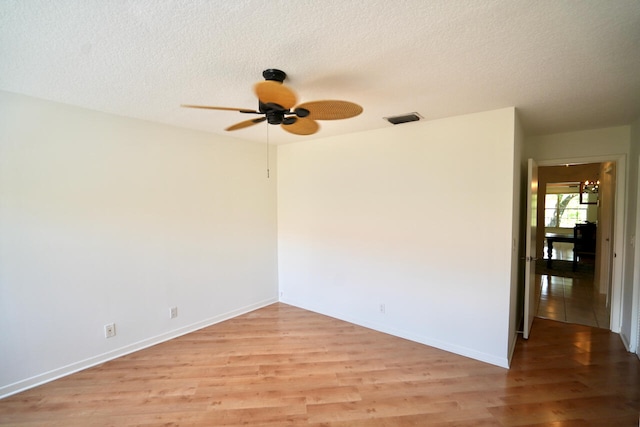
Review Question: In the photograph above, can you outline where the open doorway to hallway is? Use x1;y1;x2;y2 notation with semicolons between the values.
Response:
531;161;616;329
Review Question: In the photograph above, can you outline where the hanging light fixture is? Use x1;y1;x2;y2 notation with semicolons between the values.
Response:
580;179;599;204
582;180;600;193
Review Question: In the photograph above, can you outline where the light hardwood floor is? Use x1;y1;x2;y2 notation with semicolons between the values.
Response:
0;303;638;426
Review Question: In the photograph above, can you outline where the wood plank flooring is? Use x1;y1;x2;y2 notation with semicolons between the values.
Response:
0;303;638;426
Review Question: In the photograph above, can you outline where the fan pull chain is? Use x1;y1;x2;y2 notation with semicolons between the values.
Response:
266;123;270;179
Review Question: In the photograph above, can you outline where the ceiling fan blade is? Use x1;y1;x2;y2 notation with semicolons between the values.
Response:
225;117;267;131
296;100;363;120
181;104;260;114
254;81;297;109
281;117;319;135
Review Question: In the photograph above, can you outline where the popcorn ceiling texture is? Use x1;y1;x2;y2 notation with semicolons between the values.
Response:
1;0;639;143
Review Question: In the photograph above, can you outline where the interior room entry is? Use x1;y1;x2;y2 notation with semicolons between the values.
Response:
534;162;615;329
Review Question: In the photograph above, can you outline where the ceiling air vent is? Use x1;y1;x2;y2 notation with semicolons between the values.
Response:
384;112;423;125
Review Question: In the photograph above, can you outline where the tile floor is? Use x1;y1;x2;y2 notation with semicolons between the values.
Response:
535;242;610;329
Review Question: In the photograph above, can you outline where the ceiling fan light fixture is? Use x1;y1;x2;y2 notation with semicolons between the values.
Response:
384;112;423;125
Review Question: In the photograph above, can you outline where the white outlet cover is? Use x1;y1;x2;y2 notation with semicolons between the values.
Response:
104;323;116;338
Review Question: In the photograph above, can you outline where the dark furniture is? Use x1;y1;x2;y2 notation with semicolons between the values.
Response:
573;222;597;271
545;233;576;268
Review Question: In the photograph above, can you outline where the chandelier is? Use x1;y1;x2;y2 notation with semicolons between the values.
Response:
580;179;599;205
582;180;600;193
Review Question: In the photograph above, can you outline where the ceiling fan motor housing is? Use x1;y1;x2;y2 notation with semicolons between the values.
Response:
260;101;285;124
259;101;308;125
266;111;285;124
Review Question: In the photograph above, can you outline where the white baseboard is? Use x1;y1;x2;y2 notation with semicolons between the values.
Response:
620;330;632;352
0;297;277;399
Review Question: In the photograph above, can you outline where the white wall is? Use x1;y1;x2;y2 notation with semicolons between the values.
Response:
278;108;518;367
526;126;632;338
629;116;640;355
0;92;278;397
525;127;630;160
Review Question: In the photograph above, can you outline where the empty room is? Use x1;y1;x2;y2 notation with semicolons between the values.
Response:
1;1;639;425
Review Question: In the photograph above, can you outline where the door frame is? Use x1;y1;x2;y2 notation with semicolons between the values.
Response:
535;154;626;333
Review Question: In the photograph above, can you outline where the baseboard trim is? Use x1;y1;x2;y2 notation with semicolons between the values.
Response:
0;297;277;399
620;330;632;352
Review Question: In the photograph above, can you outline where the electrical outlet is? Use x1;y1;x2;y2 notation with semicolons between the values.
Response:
380;304;386;314
170;306;178;319
104;323;116;338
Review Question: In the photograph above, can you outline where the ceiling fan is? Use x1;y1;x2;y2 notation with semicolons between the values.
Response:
181;69;363;136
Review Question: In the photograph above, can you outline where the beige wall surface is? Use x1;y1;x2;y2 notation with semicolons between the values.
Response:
278;108;518;367
0;92;279;397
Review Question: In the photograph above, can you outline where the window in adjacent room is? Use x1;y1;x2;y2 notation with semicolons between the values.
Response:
545;183;588;228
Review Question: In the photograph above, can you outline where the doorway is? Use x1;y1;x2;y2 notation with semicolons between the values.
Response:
533;162;616;329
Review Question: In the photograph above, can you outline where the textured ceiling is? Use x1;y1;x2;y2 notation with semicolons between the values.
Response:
1;0;639;144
